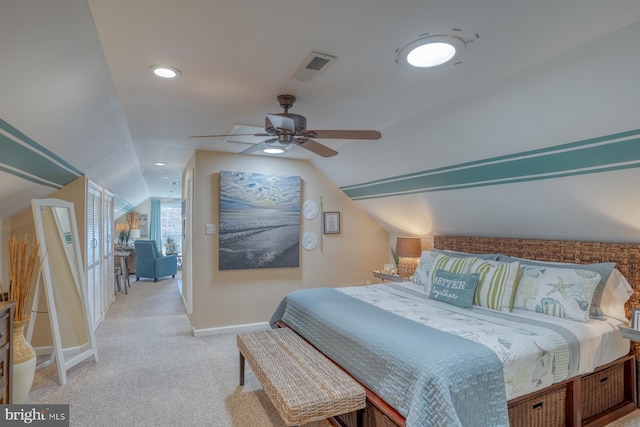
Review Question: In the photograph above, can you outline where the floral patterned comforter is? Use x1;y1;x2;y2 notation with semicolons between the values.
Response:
338;282;623;400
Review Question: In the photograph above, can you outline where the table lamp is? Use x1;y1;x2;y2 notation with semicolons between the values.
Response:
395;237;422;277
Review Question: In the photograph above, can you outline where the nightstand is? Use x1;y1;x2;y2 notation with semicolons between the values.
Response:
619;326;640;341
373;271;408;282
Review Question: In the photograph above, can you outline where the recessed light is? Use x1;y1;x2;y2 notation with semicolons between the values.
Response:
264;148;284;154
155;162;166;166
150;65;181;79
396;34;472;68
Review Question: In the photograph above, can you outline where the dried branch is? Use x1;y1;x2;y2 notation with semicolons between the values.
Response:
126;211;140;229
4;235;40;321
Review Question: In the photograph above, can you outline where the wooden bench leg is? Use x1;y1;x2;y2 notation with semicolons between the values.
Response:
239;351;245;386
356;408;364;427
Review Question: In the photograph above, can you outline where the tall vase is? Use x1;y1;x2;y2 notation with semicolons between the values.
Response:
12;318;36;404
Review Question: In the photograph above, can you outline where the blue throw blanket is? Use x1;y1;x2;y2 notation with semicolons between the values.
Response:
270;288;509;427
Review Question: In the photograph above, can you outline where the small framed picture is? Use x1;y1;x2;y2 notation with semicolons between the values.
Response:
323;212;340;234
632;309;640;330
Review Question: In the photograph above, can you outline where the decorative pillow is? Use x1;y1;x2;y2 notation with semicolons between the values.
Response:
429;269;480;309
497;254;615;320
413;250;498;290
410;250;436;286
469;259;521;312
426;251;478;293
512;265;601;322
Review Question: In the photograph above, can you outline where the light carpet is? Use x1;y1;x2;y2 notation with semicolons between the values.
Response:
25;273;640;426
26;273;328;427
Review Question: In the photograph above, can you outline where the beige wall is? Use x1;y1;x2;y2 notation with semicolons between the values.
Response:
115;198;150;231
7;176;88;347
189;150;389;332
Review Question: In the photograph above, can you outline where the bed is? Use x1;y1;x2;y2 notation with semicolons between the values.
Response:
270;236;640;427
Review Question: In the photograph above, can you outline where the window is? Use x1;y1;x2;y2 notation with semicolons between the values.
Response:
160;202;182;254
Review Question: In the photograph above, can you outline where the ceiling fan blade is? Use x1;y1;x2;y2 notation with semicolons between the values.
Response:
189;133;270;139
266;114;295;132
293;138;338;158
303;130;381;140
239;141;273;155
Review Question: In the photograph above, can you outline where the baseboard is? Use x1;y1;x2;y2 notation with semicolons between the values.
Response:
33;345;53;356
192;321;270;337
32;343;92;358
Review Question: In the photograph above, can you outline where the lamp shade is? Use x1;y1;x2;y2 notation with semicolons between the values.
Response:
129;229;141;239
395;237;421;258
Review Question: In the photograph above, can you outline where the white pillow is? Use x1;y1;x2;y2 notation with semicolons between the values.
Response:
599;269;633;322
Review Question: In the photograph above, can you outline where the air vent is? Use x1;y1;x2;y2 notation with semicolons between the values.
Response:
291;51;338;82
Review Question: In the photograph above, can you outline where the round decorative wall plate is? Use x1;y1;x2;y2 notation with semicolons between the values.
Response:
301;231;319;251
302;200;319;220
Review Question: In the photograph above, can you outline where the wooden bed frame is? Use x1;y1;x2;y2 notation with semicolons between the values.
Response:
328;235;640;427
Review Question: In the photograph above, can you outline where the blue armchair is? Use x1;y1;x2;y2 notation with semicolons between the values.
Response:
134;240;177;282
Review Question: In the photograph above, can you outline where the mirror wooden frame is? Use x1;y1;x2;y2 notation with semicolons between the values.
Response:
31;198;98;384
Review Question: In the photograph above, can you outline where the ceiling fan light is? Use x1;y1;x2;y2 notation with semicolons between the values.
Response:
264;148;284;154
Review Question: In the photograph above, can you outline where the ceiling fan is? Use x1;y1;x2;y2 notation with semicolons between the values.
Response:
190;94;381;157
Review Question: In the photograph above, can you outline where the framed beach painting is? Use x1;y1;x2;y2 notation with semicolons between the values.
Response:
219;171;300;270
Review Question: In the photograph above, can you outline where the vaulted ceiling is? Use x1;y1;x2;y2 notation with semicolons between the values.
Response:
2;1;640;240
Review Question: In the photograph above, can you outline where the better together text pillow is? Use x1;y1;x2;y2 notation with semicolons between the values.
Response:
429;269;480;308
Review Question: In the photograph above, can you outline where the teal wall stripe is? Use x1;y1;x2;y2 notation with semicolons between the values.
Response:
0;133;80;185
0;165;62;189
0;118;83;187
342;129;640;200
0;118;83;175
0;117;143;212
114;195;134;214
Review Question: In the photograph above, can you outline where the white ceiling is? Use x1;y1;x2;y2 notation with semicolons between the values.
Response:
2;0;640;221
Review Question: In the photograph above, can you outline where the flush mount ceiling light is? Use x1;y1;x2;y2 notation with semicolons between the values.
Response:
149;65;181;79
395;32;477;68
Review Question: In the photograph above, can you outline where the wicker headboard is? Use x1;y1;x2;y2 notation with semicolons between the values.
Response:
433;235;640;318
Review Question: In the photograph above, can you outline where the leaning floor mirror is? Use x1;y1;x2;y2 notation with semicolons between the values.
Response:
31;198;98;385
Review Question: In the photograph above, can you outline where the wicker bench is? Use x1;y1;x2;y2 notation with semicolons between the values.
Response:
237;328;366;427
